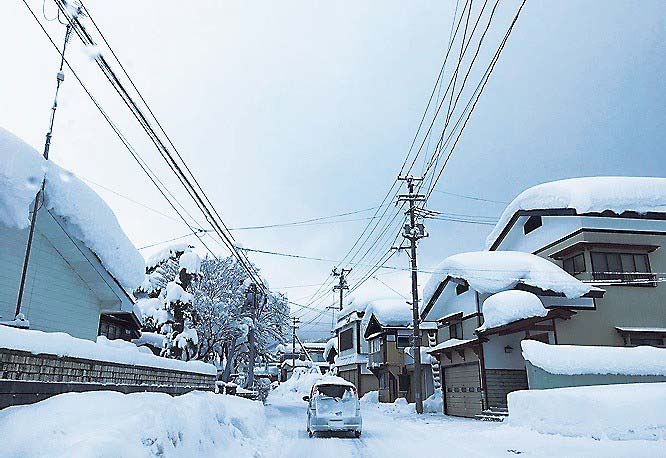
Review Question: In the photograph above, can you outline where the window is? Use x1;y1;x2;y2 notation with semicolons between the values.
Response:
396;336;410;348
449;322;463;339
591;251;654;284
563;253;586;275
523;215;542;235
339;328;354;351
379;372;388;389
631;337;664;347
370;338;381;353
455;282;469;295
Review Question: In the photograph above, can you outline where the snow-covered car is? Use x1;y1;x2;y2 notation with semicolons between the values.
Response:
303;379;362;438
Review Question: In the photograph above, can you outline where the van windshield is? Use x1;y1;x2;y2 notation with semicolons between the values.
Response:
317;384;350;398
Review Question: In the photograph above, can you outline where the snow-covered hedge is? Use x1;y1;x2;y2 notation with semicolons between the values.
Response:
0;126;144;289
0;325;216;375
486;176;666;248
0;391;266;456
507;382;666;441
522;340;666;376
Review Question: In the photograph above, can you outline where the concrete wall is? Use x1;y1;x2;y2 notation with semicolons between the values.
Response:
0;348;215;409
525;361;666;390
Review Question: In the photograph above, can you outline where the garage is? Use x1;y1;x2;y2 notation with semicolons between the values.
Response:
443;362;483;418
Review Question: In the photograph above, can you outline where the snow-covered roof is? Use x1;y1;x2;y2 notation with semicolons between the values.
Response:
422;251;594;309
323;337;337;360
404;346;436;364
521;340;666;376
486;177;666;249
419;321;438;330
615;327;666;334
0;127;144;290
361;299;412;332
427;338;478;353
313;377;355;388
334;353;368;367
0;325;215;375
477;290;548;332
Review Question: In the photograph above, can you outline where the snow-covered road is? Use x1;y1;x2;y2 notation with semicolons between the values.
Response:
264;397;664;458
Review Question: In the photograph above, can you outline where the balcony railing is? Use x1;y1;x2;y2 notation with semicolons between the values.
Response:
368;351;383;368
592;272;657;286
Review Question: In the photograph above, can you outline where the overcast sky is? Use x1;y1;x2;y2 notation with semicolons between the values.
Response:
2;1;665;340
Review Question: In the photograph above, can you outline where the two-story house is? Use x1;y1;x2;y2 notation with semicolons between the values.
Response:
333;299;379;396
0;127;144;341
486;177;666;348
421;250;599;418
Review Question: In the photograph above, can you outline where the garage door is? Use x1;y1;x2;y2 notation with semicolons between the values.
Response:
443;363;483;418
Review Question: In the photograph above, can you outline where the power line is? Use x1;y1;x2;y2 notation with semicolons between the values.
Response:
432;189;508;204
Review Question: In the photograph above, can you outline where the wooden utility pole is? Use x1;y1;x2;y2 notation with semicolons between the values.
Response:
332;267;351;310
397;176;428;414
16;23;74;317
291;317;300;373
245;283;258;389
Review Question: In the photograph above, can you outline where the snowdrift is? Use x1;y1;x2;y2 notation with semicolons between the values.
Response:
507;382;666;441
0;391;266;457
271;367;347;402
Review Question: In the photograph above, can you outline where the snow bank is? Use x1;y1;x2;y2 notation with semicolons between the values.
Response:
478;290;548;332
508;382;666;441
487;176;666;248
423;391;443;413
422;251;592;307
0;390;266;457
522;340;666;376
0;126;144;290
271;367;349;401
0;325;215;375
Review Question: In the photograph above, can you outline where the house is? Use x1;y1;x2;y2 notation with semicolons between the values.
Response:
421;250;600;418
362;299;434;403
486;177;666;348
0;127;145;341
333;299;379;396
278;341;329;380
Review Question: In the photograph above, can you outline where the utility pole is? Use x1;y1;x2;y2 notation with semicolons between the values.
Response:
332;267;351;310
291;317;300;374
397;175;428;414
326;304;337;335
245;283;258;389
16;22;75;318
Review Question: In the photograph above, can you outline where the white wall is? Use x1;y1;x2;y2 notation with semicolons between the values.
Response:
0;221;105;341
424;281;477;322
483;332;554;370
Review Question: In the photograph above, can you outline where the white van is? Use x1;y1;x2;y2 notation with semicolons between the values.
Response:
303;379;362;438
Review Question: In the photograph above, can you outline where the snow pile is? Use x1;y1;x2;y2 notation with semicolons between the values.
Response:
134;297;169;326
323;337;337;360
132;331;165;350
522;340;666;376
0;324;215;375
271;367;349;401
179;251;201;275
0;126;144;290
487;176;666;248
360;390;379;405
478;290;548;332
508;382;666;441
404;346;436;365
146;243;192;270
361;299;412;332
423;391;443;413
422;251;593;307
0;390;267;457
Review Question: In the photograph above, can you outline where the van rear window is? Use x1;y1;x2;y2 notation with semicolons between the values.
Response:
317;385;349;398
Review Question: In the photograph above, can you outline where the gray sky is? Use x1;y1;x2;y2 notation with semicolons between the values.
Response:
2;1;665;340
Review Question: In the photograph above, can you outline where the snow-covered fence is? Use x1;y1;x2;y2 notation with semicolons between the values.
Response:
0;348;215;409
0;326;216;409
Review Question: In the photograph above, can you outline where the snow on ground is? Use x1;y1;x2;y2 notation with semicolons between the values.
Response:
422;251;593;308
478;290;548;331
0;126;144;290
0;325;215;375
487;176;666;248
522;340;666;375
0;391;265;458
271;367;347;401
264;388;664;458
508;382;666;441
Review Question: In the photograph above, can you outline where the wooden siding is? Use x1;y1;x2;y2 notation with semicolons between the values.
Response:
443;362;483;418
485;369;528;409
